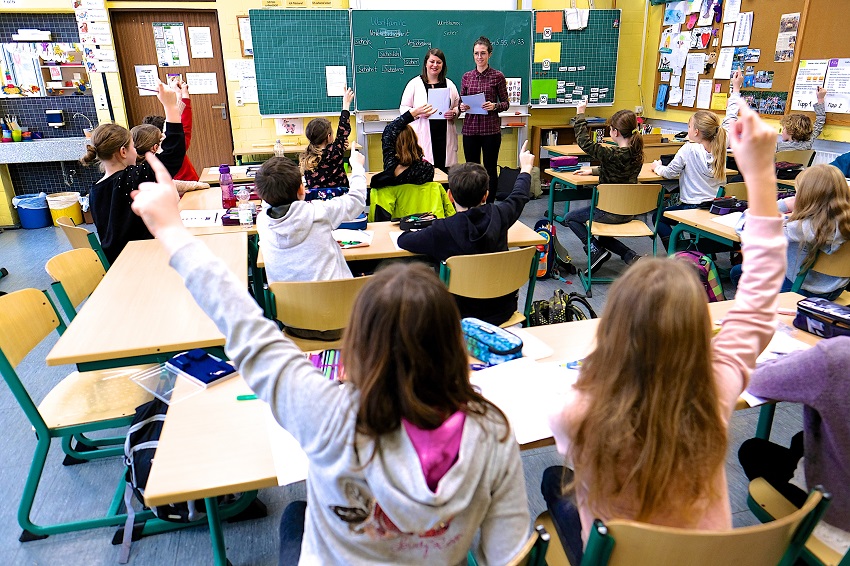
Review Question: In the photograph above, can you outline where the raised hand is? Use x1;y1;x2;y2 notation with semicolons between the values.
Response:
519;140;534;173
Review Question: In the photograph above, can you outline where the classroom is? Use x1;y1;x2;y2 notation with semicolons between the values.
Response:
1;0;849;564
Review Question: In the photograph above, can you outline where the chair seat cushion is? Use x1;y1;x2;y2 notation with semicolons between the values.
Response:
590;220;653;238
39;365;156;429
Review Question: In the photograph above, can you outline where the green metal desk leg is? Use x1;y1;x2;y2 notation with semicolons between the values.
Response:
755;404;776;440
206;497;228;566
547;179;557;222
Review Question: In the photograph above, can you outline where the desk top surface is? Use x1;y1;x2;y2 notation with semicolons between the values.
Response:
663;208;741;242
543;140;685;157
233;141;361;157
144;292;813;507
199;167;449;186
45;233;248;367
545;163;666;186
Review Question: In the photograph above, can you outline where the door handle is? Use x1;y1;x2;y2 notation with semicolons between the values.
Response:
211;103;227;120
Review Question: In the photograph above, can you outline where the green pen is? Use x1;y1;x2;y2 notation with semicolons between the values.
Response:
339;240;361;246
236;394;258;401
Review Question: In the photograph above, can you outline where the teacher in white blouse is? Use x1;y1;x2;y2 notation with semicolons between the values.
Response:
399;48;460;171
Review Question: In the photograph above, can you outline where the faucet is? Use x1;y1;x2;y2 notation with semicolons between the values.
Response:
72;112;94;130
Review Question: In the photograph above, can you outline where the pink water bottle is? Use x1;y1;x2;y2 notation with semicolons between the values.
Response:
219;164;236;209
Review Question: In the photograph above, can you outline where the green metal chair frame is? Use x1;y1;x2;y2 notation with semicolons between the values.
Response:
582;486;830;566
579;184;664;298
467;524;550;566
0;288;257;544
439;246;538;328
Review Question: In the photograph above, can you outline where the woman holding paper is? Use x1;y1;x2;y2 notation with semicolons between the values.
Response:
399;48;460;170
459;36;509;202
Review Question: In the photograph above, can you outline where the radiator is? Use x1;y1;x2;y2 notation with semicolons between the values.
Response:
813;151;840;165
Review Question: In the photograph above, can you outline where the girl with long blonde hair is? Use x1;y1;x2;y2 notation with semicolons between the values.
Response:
543;106;787;562
300;87;354;190
652;110;728;241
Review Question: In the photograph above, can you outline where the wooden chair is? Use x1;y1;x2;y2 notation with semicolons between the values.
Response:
579;184;664;297
776;149;816;167
535;512;573;566
0;288;154;540
45;248;105;322
467;523;550;566
440;246;538;328
791;240;850;293
579;485;830;566
719;182;748;200
55;216;110;270
267;276;373;351
748;478;850;566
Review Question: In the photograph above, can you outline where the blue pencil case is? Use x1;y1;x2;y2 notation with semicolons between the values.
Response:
461;318;523;366
793;298;850;338
337;212;367;230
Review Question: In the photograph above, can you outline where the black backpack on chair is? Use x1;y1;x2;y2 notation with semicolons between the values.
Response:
529;289;597;326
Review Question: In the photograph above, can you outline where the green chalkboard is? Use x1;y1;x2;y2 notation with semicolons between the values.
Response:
531;10;620;107
250;9;352;116
351;11;532;111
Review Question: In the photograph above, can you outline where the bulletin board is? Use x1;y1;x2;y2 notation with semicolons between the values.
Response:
250;9;352;116
652;0;805;120
530;10;621;107
351;10;532;111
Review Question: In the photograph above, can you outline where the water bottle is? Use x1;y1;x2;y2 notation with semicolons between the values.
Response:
219;164;236;209
274;139;285;158
237;187;253;228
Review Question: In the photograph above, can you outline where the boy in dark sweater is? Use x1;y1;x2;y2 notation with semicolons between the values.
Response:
397;142;533;325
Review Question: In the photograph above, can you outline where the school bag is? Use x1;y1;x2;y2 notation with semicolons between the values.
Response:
496;165;521;201
529;289;597;326
533;219;577;279
673;250;726;302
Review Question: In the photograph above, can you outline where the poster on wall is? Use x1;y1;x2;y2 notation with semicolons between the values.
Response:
791;59;828;111
153;22;190;67
774;13;800;63
824;58;850;114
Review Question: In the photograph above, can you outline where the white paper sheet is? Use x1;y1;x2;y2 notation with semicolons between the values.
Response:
732;12;753;47
507;329;555;360
331;229;373;249
263;404;309;487
824;59;850;114
696;78;713;109
153;22;189;67
427;87;451;119
462;92;488;115
686;52;705;75
134;64;158;96
225;59;255;82
683;72;699;107
721;23;735;47
714;47;735;79
324;66;347;97
388;230;404;250
670;32;691;72
740;332;811;407
668;86;683;105
188;26;213;59
723;0;741;23
238;17;253;56
711;210;743;227
186;72;218;94
180;209;225;227
791;59;829;111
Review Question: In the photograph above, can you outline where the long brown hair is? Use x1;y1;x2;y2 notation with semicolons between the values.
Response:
130;124;162;162
420;48;447;85
566;258;727;522
691;111;727;181
80;123;130;169
608;109;644;168
790;164;850;270
300;117;332;174
342;262;509;443
396;125;424;166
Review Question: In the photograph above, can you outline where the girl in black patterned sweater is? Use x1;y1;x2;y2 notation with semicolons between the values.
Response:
300;88;354;190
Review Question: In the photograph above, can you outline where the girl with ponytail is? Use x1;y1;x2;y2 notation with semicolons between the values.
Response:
81;81;185;264
561;99;646;270
652;110;728;241
299;88;354;190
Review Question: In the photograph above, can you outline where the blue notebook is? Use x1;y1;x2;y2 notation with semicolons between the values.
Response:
165;349;236;389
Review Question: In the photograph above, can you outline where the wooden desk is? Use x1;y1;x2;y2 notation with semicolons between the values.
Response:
198;167;449;186
256;220;546;267
543;140;684;162
45;233;248;371
232;141;361;164
663;208;740;255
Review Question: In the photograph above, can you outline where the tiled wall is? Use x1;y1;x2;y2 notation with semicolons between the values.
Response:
0;13;100;196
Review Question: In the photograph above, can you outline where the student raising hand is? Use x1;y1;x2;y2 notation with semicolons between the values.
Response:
519;140;534;174
728;106;779;218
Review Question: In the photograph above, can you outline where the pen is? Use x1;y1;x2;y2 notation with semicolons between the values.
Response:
236;394;258;401
777;308;796;316
136;87;159;93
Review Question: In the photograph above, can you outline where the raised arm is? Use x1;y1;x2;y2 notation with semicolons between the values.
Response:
722;70;744;143
322;150;367;226
811;86;827;142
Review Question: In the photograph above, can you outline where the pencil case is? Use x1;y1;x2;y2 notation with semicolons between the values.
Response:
708;197;748;215
399;212;436;231
793;297;850;338
461;318;523;366
305;187;348;201
550;156;579;168
221;206;259;226
337;212;367;230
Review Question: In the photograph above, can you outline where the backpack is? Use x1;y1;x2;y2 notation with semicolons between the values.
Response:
528;289;597;326
533;219;577;280
496;165;521;201
673;250;726;302
118;399;214;562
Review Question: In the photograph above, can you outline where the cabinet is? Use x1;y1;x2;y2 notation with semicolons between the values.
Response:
530;123;608;183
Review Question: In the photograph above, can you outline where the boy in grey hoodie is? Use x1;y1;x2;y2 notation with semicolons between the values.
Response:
255;154;366;283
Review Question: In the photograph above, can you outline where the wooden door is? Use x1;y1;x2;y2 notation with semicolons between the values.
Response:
110;10;233;169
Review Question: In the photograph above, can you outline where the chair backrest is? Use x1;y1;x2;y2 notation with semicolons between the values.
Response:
443;246;537;300
582;487;829;566
56;216;110;270
369;182;455;222
595;184;664;217
776;149;815;167
268;276;372;331
792;239;850;291
507;525;550;566
0;288;63;369
45;248;106;321
720;182;748;200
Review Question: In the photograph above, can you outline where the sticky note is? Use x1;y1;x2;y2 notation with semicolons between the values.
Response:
532;79;559;100
534;43;561;64
536;11;563;33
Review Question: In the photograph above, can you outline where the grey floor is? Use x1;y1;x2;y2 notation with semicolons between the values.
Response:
0;194;802;565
